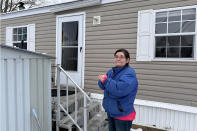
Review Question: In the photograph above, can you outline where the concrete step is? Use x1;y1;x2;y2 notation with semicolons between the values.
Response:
87;111;108;131
59;101;101;130
52;92;84;108
103;124;109;131
52;92;85;120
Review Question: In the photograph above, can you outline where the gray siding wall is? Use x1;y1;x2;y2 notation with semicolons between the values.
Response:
1;0;197;107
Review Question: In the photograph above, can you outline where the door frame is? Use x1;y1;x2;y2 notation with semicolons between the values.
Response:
56;12;86;88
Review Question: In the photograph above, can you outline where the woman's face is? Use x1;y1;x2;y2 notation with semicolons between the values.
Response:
114;52;129;67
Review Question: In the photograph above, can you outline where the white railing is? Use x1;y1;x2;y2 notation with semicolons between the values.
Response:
56;65;92;131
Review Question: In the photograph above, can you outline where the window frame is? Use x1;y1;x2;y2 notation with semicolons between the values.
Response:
6;24;35;52
153;5;197;62
12;25;28;49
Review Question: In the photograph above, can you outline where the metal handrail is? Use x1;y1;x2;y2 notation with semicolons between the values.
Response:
59;104;82;131
58;65;92;101
56;64;92;131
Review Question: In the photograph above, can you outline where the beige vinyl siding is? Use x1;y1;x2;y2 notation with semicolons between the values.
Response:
1;0;197;107
0;13;57;83
84;0;197;107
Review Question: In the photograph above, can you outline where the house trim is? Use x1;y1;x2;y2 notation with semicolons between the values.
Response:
152;58;197;62
101;0;123;4
47;60;52;131
50;0;101;13
56;12;86;88
0;0;124;20
0;6;52;20
154;5;197;12
90;93;197;114
82;12;86;89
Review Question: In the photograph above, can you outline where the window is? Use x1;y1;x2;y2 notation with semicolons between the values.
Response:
13;27;27;49
155;9;196;58
137;6;197;61
6;24;35;52
61;21;78;71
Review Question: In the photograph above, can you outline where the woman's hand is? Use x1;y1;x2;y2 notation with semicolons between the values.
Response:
98;73;107;82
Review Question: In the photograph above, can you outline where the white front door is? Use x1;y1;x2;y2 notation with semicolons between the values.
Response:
57;13;84;87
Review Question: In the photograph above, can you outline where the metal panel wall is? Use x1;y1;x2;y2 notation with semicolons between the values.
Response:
0;58;31;131
29;58;52;131
134;103;197;131
0;47;52;131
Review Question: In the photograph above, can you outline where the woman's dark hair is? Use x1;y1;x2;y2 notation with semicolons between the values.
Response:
114;48;130;66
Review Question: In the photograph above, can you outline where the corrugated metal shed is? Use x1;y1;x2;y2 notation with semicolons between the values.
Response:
0;45;54;131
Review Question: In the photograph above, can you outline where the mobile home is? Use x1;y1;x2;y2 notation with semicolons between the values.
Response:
1;0;197;130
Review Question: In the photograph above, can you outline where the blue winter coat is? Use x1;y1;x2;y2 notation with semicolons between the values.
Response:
98;65;138;117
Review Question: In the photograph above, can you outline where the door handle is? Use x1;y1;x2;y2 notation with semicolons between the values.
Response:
80;47;82;52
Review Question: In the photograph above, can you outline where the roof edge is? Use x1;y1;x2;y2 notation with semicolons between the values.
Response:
0;44;55;59
51;0;101;13
0;0;124;20
0;0;101;20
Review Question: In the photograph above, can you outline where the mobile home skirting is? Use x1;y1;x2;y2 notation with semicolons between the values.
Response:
91;93;197;131
134;100;197;131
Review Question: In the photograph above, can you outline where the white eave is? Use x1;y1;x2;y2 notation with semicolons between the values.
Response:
51;0;101;13
0;0;125;20
0;0;101;20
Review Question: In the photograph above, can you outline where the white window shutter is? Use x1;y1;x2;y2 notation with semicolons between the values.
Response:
136;9;154;61
6;27;13;46
27;24;35;51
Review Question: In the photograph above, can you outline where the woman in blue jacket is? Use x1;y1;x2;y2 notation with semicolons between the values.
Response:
98;49;138;131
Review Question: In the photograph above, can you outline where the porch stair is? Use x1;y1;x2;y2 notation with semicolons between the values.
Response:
52;92;84;121
52;92;108;131
55;65;108;131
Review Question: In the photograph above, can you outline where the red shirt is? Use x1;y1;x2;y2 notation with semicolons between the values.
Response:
115;111;136;121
